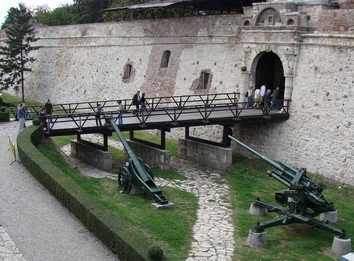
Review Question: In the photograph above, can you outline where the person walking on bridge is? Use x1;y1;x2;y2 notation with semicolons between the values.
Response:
45;99;53;122
253;88;261;108
95;104;103;126
132;90;140;115
140;92;148;113
270;87;281;110
260;84;266;106
246;86;253;108
117;100;124;125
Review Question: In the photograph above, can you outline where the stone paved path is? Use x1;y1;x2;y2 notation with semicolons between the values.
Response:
64;134;236;260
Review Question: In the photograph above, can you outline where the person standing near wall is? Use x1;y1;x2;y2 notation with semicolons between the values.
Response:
132;90;140;115
17;103;26;132
246;86;253;108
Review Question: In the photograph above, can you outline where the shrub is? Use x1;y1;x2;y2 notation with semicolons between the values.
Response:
0;107;5;112
32;117;41;126
0;111;10;122
148;246;164;260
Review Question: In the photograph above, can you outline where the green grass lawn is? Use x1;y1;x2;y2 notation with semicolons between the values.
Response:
49;133;353;260
0;91;43;114
225;155;354;261
38;138;197;260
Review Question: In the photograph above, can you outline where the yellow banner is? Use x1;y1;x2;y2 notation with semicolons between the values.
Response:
8;136;16;160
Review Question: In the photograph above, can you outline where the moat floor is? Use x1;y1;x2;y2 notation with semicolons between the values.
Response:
61;134;236;261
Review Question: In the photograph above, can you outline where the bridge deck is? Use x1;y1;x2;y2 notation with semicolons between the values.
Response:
13;93;290;136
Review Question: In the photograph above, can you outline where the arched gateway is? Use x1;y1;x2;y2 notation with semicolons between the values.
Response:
255;51;285;99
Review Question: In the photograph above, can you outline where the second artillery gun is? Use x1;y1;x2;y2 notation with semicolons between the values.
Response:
228;135;347;240
110;120;170;206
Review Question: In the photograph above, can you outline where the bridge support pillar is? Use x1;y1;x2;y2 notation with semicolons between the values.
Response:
70;140;112;171
178;138;232;171
126;140;171;170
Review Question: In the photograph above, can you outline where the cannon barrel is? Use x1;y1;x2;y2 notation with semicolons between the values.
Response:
228;135;298;187
228;135;283;169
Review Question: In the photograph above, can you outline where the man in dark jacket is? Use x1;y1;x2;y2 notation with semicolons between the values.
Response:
264;89;272;111
132;91;140;114
45;99;53;121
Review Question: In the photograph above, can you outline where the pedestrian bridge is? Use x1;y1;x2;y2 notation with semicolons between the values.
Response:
12;92;290;170
12;92;290;139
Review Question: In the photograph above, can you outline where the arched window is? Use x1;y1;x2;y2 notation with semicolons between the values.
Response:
287;19;295;26
160;50;171;68
243;20;250;26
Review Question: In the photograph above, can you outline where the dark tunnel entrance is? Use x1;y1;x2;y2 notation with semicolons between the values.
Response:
255;52;285;99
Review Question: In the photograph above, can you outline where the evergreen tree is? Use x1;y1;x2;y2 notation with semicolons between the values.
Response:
0;3;39;102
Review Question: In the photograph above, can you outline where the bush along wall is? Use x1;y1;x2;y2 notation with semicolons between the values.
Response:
17;125;153;261
0;107;10;122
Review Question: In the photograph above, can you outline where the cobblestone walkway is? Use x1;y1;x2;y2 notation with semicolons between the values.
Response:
63;134;236;260
157;157;235;261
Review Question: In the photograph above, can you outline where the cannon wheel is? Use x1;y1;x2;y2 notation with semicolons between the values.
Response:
118;167;132;193
144;163;154;180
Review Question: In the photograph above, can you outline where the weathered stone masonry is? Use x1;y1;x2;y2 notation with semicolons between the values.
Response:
1;2;353;185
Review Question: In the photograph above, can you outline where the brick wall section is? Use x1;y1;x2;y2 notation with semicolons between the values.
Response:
339;0;354;8
317;10;354;32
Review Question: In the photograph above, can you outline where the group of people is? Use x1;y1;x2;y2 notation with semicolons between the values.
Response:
94;90;148;126
132;90;148;115
17;99;53;132
95;101;124;126
245;84;282;111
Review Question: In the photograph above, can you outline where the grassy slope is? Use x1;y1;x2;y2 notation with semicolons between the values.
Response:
51;130;354;260
38;138;197;260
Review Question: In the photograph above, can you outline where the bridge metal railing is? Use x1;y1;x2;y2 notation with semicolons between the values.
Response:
9;92;290;133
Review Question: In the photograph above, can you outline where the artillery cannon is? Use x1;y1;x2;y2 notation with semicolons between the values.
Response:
110;120;170;206
228;136;350;252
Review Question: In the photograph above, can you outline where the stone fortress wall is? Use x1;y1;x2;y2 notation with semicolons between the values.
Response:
1;1;353;185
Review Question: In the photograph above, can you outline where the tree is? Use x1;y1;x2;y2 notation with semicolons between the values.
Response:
34;5;74;26
0;3;40;102
72;0;112;23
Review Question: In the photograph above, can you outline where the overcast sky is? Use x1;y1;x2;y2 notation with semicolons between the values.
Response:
0;0;74;26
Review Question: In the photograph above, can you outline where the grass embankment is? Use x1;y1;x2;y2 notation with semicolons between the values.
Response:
39;135;196;260
225;155;354;261
0;91;42;114
51;131;353;260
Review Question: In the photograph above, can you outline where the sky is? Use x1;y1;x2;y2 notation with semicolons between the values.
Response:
0;0;74;25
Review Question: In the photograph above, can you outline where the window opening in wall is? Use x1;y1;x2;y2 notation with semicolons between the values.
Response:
243;20;250;26
268;15;274;25
198;72;210;90
287;19;295;25
123;64;132;80
160;50;171;68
